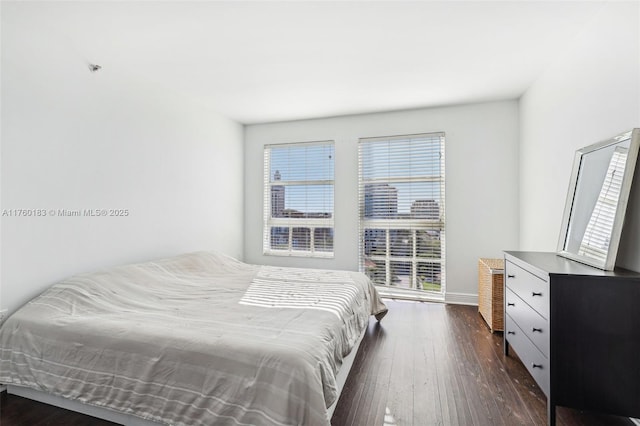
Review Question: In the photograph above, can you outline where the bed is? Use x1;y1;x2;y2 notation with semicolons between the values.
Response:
0;251;387;426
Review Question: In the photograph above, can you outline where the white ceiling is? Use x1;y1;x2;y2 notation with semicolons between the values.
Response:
5;1;610;124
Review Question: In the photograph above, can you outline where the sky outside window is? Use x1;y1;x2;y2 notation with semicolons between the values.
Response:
269;144;334;214
360;137;443;213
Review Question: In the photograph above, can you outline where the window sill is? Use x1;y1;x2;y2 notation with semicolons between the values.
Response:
263;250;334;259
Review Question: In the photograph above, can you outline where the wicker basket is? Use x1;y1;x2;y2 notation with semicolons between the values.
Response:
478;258;505;333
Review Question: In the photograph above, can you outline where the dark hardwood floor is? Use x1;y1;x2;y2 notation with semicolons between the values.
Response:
331;300;634;426
0;300;635;426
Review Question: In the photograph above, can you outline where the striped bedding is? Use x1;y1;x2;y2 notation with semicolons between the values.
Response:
0;251;387;426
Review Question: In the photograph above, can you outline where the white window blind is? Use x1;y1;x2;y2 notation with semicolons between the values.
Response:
263;141;334;257
358;132;445;294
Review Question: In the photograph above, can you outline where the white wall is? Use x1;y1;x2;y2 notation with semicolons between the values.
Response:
245;101;520;303
519;1;640;271
0;8;244;312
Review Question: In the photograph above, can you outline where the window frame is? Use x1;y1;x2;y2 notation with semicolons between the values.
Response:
358;132;446;295
263;140;335;258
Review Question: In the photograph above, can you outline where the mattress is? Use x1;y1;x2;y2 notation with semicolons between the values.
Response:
0;251;387;426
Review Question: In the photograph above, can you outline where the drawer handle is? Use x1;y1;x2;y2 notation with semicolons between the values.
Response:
507;331;516;335
532;363;543;369
507;302;515;307
532;327;543;333
532;292;543;297
507;274;515;278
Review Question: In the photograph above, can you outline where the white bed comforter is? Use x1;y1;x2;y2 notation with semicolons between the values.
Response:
0;251;387;426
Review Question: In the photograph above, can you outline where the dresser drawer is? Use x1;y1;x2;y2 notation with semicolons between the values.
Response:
505;260;549;319
505;313;550;397
505;288;549;357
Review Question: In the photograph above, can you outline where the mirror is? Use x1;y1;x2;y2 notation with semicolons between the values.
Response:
557;129;640;270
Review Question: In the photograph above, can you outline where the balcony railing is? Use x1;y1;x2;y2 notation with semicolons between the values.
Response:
362;222;445;293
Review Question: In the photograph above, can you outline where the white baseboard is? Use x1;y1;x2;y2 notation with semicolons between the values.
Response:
0;384;6;393
444;292;478;306
381;290;478;306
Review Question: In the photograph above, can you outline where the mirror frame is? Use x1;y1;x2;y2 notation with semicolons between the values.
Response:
557;128;640;270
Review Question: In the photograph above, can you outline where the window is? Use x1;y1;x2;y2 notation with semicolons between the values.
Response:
264;141;335;257
358;133;445;295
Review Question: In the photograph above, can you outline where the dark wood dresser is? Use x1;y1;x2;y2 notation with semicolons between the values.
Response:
503;251;640;426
